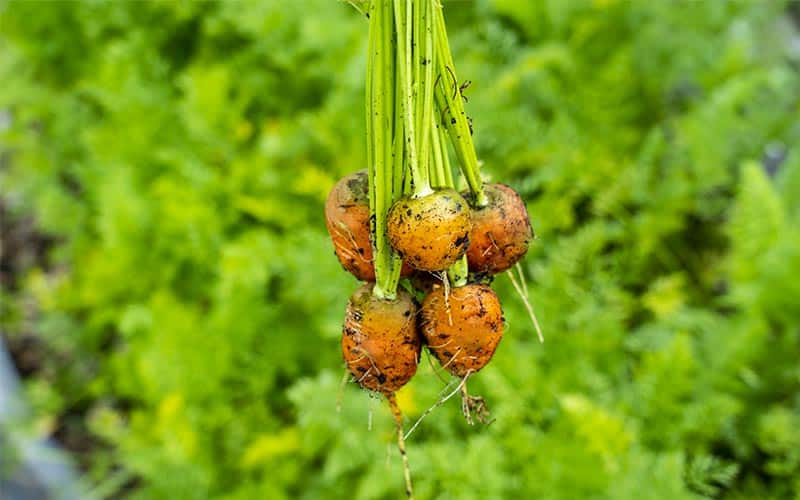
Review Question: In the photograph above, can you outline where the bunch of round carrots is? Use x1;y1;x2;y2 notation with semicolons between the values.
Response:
326;1;537;497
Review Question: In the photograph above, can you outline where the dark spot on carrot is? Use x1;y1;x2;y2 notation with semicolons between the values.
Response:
478;296;487;317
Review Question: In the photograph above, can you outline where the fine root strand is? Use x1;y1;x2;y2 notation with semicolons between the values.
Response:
441;271;453;326
404;376;466;440
426;348;451;384
515;262;529;299
426;337;453;350
332;221;372;264
349;346;384;388
357;366;374;386
367;392;376;431
460;373;473;425
336;367;351;413
438;346;462;373
506;268;544;343
386;393;414;500
481;232;500;257
459;372;494;426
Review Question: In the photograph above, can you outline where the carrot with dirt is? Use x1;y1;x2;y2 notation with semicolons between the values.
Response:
420;283;504;378
325;169;412;281
419;281;504;424
325;170;376;281
342;283;421;393
340;284;420;491
387;189;471;271
463;182;534;276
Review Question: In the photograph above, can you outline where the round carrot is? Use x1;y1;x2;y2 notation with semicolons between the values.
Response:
342;283;421;393
420;283;504;377
387;188;471;272
463;183;533;275
326;170;412;281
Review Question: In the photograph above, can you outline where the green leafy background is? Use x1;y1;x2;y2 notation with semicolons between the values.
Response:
2;1;800;498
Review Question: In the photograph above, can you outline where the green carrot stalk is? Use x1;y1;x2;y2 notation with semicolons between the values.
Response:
369;0;401;299
433;2;487;207
384;0;405;288
416;0;435;194
395;0;432;198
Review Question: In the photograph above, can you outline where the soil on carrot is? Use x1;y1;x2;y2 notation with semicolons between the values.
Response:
342;283;422;393
420;283;504;377
462;183;533;275
387;189;471;272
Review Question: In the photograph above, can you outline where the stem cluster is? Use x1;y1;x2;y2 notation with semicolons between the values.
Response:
366;0;484;298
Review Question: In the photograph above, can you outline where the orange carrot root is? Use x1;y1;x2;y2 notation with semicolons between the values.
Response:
463;183;533;275
387;189;471;272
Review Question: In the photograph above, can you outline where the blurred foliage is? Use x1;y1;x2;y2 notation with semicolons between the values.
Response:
2;0;800;498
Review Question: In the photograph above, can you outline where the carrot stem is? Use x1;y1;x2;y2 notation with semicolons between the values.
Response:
365;0;376;263
416;0;435;194
395;0;432;198
439;116;454;186
370;0;402;299
448;255;468;287
369;0;388;298
433;3;487;207
383;0;405;291
430;113;446;188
